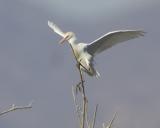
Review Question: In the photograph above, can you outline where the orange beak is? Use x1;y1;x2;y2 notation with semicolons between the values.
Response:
59;35;69;44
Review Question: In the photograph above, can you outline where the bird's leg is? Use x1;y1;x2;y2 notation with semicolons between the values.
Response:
75;63;85;94
75;80;85;94
77;60;87;128
76;81;82;94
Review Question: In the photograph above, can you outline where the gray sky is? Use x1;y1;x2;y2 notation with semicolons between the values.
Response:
0;0;160;128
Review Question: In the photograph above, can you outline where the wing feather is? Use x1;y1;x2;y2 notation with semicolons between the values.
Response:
87;30;145;55
48;21;65;37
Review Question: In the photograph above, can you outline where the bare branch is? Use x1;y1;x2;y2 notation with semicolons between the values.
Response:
72;85;82;125
69;44;87;128
78;64;87;128
85;100;90;128
103;112;117;128
0;101;33;117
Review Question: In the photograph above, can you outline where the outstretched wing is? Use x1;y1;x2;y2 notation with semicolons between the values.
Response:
48;21;65;37
87;30;145;56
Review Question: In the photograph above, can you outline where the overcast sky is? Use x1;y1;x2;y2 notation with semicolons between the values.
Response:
0;0;160;128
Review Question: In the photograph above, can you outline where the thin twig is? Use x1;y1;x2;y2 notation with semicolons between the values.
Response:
85;100;90;128
103;112;117;128
72;85;82;125
92;104;98;128
0;101;33;117
69;44;87;128
78;56;86;128
106;112;117;128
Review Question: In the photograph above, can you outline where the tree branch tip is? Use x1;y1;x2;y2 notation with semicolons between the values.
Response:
104;112;117;128
0;101;33;117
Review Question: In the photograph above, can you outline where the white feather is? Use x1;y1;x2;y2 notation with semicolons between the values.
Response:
87;30;145;55
48;21;145;77
48;21;65;37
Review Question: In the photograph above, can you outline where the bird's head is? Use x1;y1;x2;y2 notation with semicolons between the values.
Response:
59;32;75;44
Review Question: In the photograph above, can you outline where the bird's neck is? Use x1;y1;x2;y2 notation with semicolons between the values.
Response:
68;36;80;59
68;36;77;47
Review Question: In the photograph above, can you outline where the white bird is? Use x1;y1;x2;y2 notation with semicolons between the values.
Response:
48;21;145;77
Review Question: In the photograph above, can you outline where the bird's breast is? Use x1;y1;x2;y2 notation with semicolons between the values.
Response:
73;48;80;59
72;43;86;59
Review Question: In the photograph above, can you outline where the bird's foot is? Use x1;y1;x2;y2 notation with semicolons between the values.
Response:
75;81;85;94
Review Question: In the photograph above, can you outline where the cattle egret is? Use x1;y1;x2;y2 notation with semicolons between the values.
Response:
48;21;145;77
